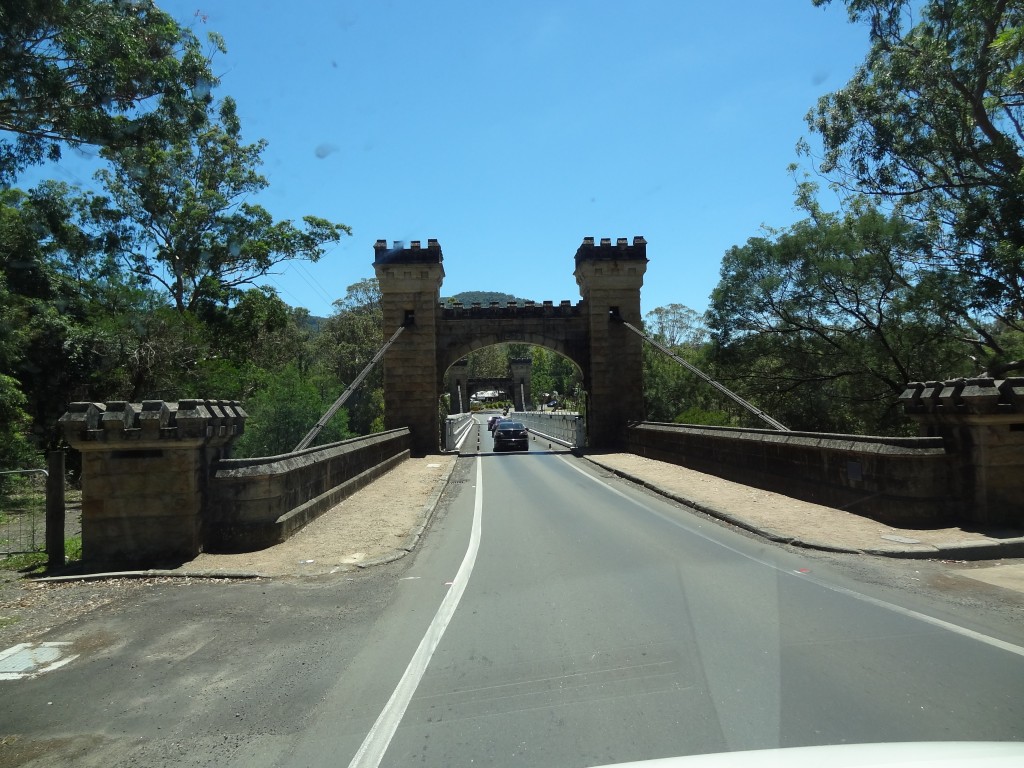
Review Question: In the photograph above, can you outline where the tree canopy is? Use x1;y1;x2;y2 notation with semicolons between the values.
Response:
77;95;352;313
707;197;970;433
0;0;216;184
807;0;1024;372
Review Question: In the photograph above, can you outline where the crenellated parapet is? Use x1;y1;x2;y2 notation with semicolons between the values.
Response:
373;238;443;265
440;300;582;320
900;378;1024;416
574;235;648;264
59;399;247;448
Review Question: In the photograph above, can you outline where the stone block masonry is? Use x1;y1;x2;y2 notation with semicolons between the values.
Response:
626;375;1024;527
628;422;954;525
901;377;1024;525
60;400;414;566
375;235;647;451
59;399;246;566
207;429;411;551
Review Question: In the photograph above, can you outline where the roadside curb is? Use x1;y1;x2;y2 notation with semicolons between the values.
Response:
580;456;1024;561
34;569;272;584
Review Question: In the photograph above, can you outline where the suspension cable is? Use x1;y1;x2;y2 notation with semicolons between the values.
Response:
293;325;407;451
619;320;790;432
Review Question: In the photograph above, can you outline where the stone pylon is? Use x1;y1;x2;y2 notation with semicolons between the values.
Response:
575;237;648;448
374;239;445;455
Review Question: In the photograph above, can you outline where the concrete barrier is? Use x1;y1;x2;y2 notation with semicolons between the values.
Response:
443;413;475;451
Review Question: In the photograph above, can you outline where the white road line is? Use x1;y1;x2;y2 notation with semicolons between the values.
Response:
557;454;1024;660
455;419;476;451
347;456;484;768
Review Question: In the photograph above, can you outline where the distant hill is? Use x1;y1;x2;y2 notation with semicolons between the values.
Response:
443;291;532;307
298;314;329;332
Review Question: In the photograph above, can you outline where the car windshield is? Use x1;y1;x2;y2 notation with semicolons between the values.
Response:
4;2;1024;767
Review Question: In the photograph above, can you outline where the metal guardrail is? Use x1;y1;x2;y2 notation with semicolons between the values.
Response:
443;413;476;451
513;411;586;449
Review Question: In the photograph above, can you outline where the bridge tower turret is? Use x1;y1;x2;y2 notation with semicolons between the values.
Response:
374;239;445;455
575;237;648;448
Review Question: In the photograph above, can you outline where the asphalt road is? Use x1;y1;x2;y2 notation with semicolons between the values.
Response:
3;417;1024;768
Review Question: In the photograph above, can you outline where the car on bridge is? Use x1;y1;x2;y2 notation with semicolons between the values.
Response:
493;420;529;451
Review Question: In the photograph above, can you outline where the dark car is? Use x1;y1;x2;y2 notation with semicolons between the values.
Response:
493;420;529;451
487;415;502;432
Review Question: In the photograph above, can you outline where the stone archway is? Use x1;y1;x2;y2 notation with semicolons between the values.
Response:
372;237;647;453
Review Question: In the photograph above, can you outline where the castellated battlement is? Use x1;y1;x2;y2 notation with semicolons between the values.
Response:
575;235;647;263
900;378;1024;415
440;299;582;319
59;399;246;446
373;238;443;265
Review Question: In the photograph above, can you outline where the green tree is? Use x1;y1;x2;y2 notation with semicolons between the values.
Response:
232;364;352;458
81;94;351;313
707;199;969;434
315;279;385;435
467;344;511;379
0;262;34;470
807;0;1024;373
640;305;729;425
0;185;141;447
529;346;581;407
644;303;708;348
0;0;216;184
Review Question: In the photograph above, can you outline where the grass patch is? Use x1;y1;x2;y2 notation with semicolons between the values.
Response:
0;536;83;575
0;551;46;573
65;535;82;562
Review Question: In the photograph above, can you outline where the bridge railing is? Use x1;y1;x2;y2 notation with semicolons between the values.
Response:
513;411;586;449
443;413;475;452
627;421;952;525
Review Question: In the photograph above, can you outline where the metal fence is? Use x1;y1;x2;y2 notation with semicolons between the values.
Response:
0;467;79;557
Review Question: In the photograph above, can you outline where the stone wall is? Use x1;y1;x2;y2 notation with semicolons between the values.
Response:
207;428;411;551
435;303;589;386
375;235;646;451
60;399;413;564
627;422;955;524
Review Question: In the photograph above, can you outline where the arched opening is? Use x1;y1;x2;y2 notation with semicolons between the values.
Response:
442;342;586;416
374;236;647;453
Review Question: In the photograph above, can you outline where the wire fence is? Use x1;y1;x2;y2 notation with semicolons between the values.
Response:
0;469;80;557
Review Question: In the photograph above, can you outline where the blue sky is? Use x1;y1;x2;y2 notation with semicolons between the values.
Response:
35;1;871;318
